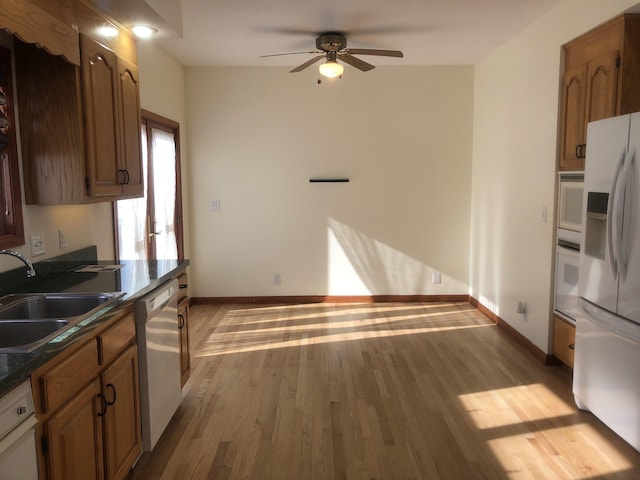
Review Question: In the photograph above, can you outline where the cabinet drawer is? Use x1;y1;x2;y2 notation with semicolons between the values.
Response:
177;272;188;301
37;340;100;414
98;313;136;366
553;315;576;368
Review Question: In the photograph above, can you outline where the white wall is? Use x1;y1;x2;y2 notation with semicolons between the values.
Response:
470;0;640;353
185;66;474;298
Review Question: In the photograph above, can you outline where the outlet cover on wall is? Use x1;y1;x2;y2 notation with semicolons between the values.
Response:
58;229;67;249
31;233;45;256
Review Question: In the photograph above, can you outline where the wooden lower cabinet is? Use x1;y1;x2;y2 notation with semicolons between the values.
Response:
45;379;104;480
35;311;141;480
178;298;190;387
102;345;141;480
553;314;576;368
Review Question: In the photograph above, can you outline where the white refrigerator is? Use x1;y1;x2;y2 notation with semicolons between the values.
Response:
575;112;640;453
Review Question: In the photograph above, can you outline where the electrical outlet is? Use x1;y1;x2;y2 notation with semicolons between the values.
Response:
273;273;281;285
432;272;442;284
58;229;67;249
31;233;45;256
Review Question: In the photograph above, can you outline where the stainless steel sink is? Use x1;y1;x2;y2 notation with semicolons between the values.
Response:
0;292;124;353
0;319;69;350
0;293;118;320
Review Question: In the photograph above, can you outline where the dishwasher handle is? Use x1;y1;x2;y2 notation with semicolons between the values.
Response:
135;279;179;321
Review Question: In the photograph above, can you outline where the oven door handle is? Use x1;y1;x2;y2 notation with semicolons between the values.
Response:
0;415;36;456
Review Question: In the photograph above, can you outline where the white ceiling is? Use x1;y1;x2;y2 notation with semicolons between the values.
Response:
109;0;564;67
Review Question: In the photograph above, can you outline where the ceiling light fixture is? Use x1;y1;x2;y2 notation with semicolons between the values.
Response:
318;52;343;78
132;25;158;38
97;25;119;37
319;60;344;78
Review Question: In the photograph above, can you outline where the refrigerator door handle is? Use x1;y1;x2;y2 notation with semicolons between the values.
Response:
617;147;635;281
607;149;626;278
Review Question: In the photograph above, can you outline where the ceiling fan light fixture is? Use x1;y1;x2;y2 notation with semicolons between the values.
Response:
319;60;344;78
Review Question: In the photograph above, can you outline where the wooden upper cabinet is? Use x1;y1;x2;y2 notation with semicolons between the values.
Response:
559;65;587;171
82;37;121;198
15;29;143;204
0;0;79;65
558;15;640;171
117;57;144;198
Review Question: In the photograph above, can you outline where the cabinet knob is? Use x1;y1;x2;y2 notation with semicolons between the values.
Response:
16;405;27;415
569;343;575;350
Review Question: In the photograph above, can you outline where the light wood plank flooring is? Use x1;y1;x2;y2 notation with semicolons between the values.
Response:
127;303;640;479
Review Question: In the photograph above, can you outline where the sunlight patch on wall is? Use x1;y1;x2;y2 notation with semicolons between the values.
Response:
327;225;371;295
327;218;467;295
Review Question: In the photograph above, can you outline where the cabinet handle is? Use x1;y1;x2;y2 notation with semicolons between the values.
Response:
106;383;117;406
569;343;575;350
178;314;185;329
123;169;130;185
96;393;108;416
118;169;126;185
575;144;586;159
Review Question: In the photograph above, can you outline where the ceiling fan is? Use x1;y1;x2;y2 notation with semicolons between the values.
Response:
261;32;404;78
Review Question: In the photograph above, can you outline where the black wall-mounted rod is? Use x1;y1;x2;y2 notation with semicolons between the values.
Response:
309;178;350;183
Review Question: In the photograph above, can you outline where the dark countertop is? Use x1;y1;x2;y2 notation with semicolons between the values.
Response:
0;257;189;397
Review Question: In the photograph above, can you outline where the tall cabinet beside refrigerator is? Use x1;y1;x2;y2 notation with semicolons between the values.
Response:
575;112;640;452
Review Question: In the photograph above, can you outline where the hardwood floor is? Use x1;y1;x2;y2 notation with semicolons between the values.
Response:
127;303;640;479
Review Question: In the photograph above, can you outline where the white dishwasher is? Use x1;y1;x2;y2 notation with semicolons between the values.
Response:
0;380;38;480
135;279;182;451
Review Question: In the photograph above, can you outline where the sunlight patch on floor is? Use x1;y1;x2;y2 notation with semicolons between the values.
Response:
196;323;491;357
458;384;634;477
228;302;477;326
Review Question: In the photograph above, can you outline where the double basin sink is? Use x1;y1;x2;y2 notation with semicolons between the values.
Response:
0;292;124;353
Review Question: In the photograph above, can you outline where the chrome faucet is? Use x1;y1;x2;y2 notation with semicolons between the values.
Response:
0;249;36;277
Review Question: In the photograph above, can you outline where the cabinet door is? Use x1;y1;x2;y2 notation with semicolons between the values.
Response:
559;64;587;170
553;315;576;368
102;345;142;480
81;36;122;197
178;299;190;387
45;379;104;480
117;57;144;198
585;51;619;124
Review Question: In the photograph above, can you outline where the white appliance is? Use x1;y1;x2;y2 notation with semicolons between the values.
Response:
0;381;38;480
135;279;182;451
557;172;584;249
574;112;640;452
555;245;580;321
554;173;584;323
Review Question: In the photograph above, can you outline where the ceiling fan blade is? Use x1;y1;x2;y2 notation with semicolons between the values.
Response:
345;48;404;58
338;54;375;72
260;51;320;58
290;55;325;73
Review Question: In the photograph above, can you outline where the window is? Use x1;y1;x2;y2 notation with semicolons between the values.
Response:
115;110;183;260
0;44;24;249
